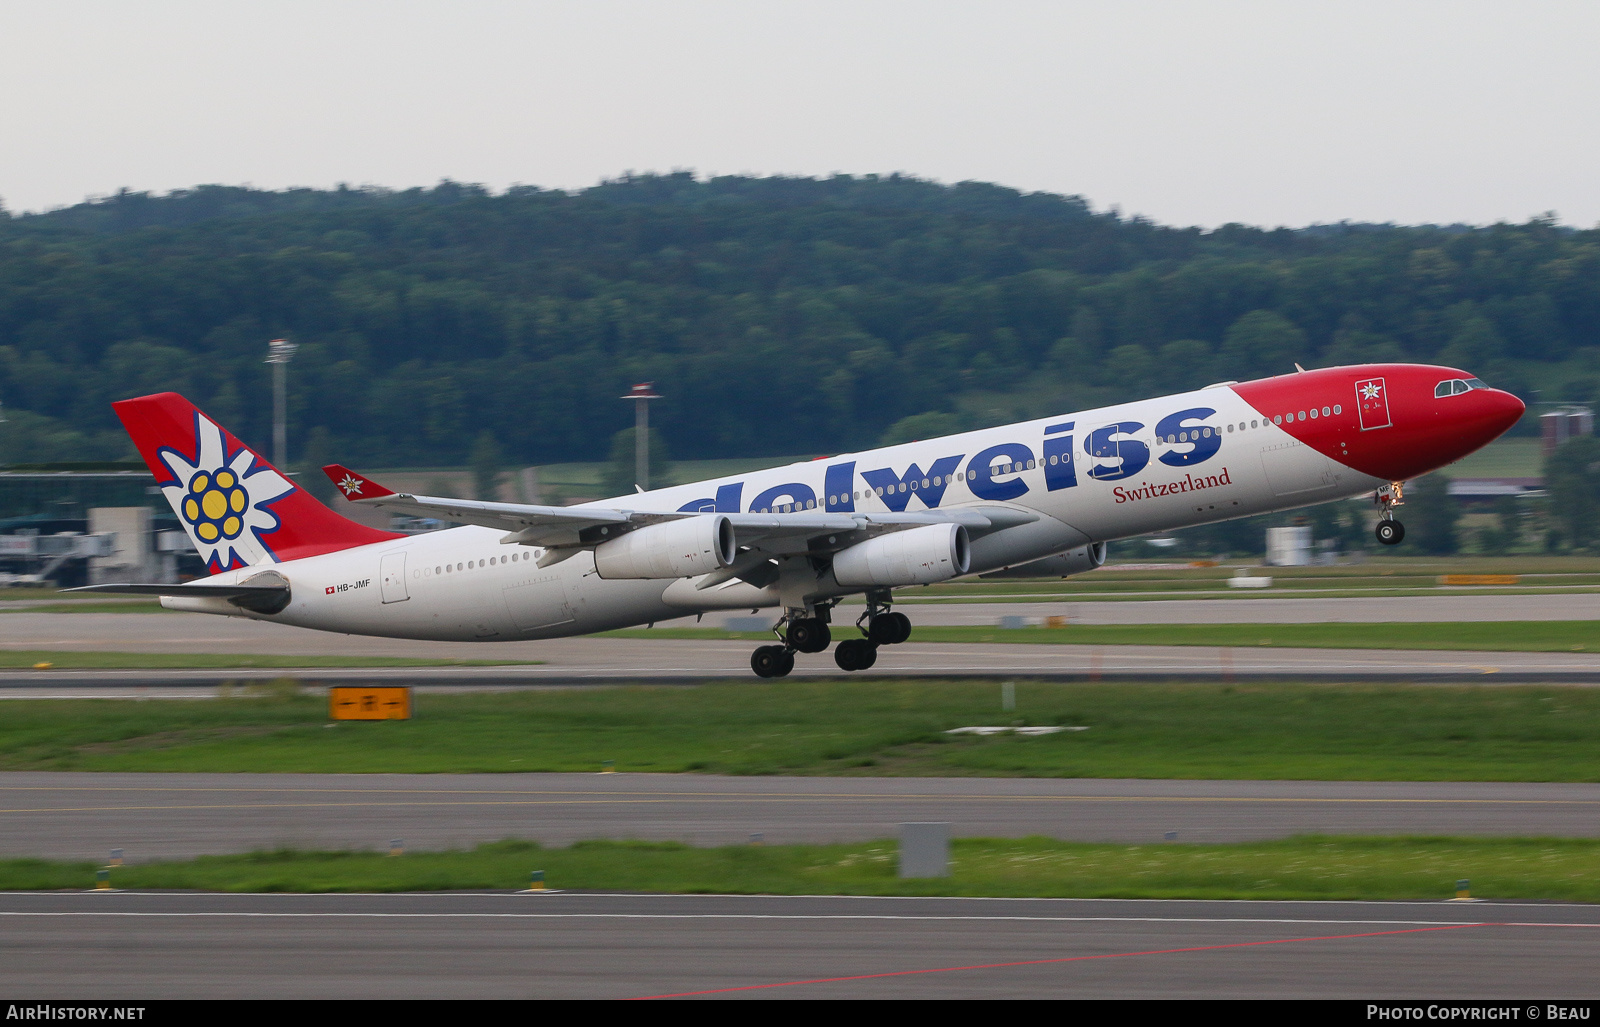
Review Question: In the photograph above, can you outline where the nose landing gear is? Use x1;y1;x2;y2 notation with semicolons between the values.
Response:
1375;519;1405;545
1374;481;1406;546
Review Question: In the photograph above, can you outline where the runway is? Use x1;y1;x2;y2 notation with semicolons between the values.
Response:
5;640;1600;691
7;612;1600;688
901;592;1600;624
2;891;1595;998
5;773;1599;860
6;609;1600;688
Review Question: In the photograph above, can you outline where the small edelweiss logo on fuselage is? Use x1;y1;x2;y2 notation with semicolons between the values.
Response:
338;474;365;497
1360;381;1383;400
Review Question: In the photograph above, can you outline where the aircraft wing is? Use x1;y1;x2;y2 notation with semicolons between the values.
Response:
324;464;659;546
323;464;1036;573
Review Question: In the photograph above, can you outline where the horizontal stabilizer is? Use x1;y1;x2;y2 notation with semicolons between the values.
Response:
67;574;291;614
67;583;288;598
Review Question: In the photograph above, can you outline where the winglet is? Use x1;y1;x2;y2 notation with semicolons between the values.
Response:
323;464;397;502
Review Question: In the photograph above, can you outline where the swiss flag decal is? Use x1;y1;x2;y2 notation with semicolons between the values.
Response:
325;586;336;595
1355;377;1391;430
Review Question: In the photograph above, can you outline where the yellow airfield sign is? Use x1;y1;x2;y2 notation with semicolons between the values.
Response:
329;686;412;720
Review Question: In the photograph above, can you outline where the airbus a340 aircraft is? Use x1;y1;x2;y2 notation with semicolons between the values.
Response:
82;363;1522;676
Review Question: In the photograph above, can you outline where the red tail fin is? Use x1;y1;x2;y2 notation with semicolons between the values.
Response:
113;393;403;573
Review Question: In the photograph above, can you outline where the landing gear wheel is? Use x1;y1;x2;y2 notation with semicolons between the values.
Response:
834;638;878;672
751;645;795;678
1375;520;1405;546
868;611;912;645
786;618;831;653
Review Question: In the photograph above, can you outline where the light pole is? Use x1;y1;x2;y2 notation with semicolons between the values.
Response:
621;382;661;491
265;338;297;469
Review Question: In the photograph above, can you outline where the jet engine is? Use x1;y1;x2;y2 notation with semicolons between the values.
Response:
593;515;737;579
832;523;970;587
979;542;1107;579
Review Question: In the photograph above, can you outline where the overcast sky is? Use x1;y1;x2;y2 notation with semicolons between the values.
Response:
2;1;1595;228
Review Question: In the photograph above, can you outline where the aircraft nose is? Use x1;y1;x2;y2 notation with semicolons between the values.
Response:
1481;387;1526;437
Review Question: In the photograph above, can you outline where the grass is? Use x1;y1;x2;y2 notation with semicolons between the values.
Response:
0;651;539;670
1444;437;1542;479
4;680;1600;780
606;620;1600;652
14;836;1600;902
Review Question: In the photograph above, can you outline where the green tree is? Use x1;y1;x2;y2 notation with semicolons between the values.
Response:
1438;313;1507;371
1403;474;1459;554
601;427;671;499
1101;343;1154;398
1156;339;1215;391
1544;436;1600;550
879;411;970;447
470;430;504;501
298;426;337;506
1218;311;1307;380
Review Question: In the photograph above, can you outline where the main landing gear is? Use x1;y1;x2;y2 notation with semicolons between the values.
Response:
1374;481;1406;546
748;597;914;678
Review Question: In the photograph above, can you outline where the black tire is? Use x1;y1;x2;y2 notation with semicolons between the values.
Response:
775;648;795;676
868;614;899;646
886;611;911;644
1375;520;1405;546
834;638;875;672
786;618;831;653
751;645;788;678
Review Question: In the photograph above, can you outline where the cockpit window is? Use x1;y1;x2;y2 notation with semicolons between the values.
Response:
1435;378;1485;398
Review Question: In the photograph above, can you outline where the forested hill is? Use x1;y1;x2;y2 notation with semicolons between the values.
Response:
0;173;1594;471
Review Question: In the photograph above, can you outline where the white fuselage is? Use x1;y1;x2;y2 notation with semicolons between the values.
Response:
167;384;1381;640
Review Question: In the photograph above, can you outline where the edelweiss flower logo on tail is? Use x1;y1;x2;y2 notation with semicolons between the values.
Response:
338;473;365;497
159;414;295;570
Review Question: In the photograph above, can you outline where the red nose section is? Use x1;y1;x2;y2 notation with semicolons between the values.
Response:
1232;364;1525;482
